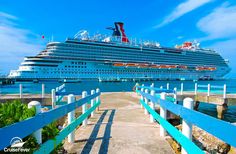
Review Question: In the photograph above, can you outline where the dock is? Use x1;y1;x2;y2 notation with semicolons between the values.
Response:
63;92;174;153
0;83;236;154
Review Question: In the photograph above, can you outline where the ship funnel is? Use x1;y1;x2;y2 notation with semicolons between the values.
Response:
113;22;129;43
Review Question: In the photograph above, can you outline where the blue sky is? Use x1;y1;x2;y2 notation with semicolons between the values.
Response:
1;0;236;78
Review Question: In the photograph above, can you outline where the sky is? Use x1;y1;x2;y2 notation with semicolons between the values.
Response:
0;0;236;78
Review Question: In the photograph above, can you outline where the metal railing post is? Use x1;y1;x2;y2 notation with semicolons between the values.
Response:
160;92;167;137
19;84;22;98
181;83;183;95
208;84;210;97
223;84;227;99
96;88;100;112
91;90;95;117
82;91;88;126
174;87;177;104
182;98;194;154
194;83;198;95
144;89;149;115
167;83;169;90
150;90;155;123
51;89;56;109
67;94;75;143
28;101;42;144
42;84;45;98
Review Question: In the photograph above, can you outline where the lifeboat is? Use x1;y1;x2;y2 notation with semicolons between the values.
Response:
138;63;149;68
126;63;137;67
168;65;178;69
179;65;188;69
196;66;217;71
209;67;217;71
150;64;160;68
159;65;169;69
113;63;125;67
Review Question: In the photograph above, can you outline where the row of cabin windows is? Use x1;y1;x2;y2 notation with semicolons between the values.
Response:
65;65;86;68
71;61;86;65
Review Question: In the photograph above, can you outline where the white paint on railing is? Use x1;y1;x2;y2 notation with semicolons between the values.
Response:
150;90;155;123
141;88;144;109
28;101;42;144
56;87;59;102
150;83;154;88
51;89;56;109
167;83;169;90
67;94;75;143
207;84;210;97
42;84;45;98
96;88;100;112
144;89;149;115
194;83;198;95
82;91;88;126
223;84;227;99
19;84;22;98
181;83;183;95
174;87;177;104
182;97;194;154
91;90;95;117
160;92;167;137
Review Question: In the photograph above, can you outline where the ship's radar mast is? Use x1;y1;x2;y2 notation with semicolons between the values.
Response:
74;30;89;40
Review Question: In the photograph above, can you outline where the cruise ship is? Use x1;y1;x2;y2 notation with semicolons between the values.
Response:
8;22;230;81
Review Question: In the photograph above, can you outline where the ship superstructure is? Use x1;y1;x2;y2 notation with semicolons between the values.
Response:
8;22;230;80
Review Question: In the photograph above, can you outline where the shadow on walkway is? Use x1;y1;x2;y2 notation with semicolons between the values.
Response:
98;109;115;154
80;109;115;154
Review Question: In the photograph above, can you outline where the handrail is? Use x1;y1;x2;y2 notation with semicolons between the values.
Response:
138;90;236;148
34;100;101;153
136;86;175;93
0;91;100;150
139;99;203;153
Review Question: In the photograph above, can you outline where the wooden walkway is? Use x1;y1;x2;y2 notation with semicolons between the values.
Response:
63;92;174;154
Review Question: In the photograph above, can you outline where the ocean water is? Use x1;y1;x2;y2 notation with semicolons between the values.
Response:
0;79;236;122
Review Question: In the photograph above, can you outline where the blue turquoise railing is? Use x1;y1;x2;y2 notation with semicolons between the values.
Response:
0;90;101;153
136;86;236;153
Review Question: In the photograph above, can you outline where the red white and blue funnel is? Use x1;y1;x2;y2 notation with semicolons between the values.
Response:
112;22;129;43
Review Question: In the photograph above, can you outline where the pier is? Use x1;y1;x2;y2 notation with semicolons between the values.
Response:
0;83;236;153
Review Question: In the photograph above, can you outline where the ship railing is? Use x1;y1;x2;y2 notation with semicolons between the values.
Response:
136;85;236;154
0;88;101;153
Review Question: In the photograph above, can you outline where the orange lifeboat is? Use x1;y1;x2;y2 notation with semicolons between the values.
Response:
168;65;178;69
150;64;160;68
126;63;137;67
159;65;169;69
179;65;188;69
209;67;217;71
113;63;125;67
138;63;149;68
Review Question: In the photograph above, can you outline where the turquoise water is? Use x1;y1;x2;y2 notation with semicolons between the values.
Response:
0;79;236;122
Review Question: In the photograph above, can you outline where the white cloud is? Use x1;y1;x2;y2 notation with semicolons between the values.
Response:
155;0;212;28
0;12;42;74
197;3;236;40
